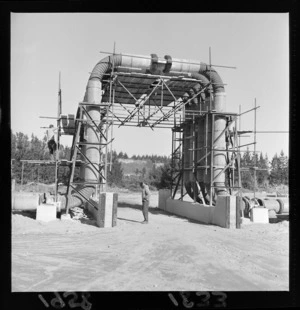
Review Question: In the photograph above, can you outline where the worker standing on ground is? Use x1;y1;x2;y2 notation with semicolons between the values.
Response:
140;182;151;224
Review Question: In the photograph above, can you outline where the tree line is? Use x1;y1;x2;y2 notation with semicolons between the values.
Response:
108;150;170;163
239;148;288;189
11;131;288;190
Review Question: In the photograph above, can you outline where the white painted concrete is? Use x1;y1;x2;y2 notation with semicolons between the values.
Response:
251;208;269;223
36;204;57;222
104;192;113;228
158;190;238;229
87;193;117;228
158;189;171;211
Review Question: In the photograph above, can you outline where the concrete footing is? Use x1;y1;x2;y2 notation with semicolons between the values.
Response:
250;208;269;223
86;192;118;228
36;203;57;222
158;190;239;229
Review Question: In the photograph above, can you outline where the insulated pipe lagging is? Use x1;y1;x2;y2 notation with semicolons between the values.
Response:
199;64;225;93
170;59;225;93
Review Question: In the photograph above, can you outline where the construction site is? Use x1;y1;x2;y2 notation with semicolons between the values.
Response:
12;50;289;292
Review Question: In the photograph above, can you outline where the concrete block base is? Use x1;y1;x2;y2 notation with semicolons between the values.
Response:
61;214;72;221
251;208;269;223
158;190;240;229
241;217;252;225
86;192;118;228
36;204;57;222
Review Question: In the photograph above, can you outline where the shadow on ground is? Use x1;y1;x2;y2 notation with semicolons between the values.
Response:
117;217;141;223
12;210;36;219
118;202;210;226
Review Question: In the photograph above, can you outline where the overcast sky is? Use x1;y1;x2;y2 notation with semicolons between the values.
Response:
11;13;289;158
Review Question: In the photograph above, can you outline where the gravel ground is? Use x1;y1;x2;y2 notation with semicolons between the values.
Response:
12;191;289;291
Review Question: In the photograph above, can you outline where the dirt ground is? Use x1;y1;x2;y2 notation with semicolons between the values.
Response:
12;190;289;292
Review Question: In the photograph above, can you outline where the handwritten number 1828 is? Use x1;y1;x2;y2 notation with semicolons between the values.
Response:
38;292;92;309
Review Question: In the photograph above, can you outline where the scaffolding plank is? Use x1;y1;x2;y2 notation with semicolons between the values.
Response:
105;87;184;98
77;141;107;146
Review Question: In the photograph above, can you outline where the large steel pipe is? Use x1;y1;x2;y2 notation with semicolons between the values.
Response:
261;198;289;214
12;192;41;211
62;53;228;208
212;92;227;196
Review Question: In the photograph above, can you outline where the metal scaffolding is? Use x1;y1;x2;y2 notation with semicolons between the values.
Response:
31;49;288;215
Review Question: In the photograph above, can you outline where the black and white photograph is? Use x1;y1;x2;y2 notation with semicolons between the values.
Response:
10;12;291;299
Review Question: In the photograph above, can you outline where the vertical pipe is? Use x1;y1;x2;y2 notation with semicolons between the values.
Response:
161;79;164;107
192;115;196;203
85;80;102;184
171;129;174;197
55;73;61;203
110;88;115;172
254;98;257;199
209;47;212;112
236;195;241;229
232;117;236;191
21;161;24;189
237;126;242;216
213;92;228;196
196;116;205;183
239;105;241;148
173;92;176;126
104;107;109;193
210;113;214;204
180;116;184;200
205;113;208;175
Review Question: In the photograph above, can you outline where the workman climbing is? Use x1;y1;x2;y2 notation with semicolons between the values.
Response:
45;124;58;159
140;181;151;224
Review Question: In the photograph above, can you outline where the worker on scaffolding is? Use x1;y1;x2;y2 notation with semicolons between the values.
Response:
45;124;58;160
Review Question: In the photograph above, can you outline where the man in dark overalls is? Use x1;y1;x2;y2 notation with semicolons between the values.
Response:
140;182;151;224
46;124;57;160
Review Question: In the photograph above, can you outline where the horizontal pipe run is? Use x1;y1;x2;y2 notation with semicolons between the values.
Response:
100;50;237;69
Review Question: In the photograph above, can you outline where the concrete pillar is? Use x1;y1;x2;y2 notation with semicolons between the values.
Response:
36;203;57;222
250;208;269;223
158;189;171;211
87;192;118;228
212;195;236;228
11;179;15;192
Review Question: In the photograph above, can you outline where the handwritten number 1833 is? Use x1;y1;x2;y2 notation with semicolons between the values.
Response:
169;291;227;308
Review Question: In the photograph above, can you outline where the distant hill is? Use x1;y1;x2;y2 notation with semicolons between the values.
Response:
118;158;164;176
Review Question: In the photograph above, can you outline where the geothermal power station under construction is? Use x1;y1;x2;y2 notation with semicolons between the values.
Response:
12;51;289;228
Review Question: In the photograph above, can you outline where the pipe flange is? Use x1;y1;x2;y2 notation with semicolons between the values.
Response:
256;198;265;208
242;196;251;218
276;199;284;214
